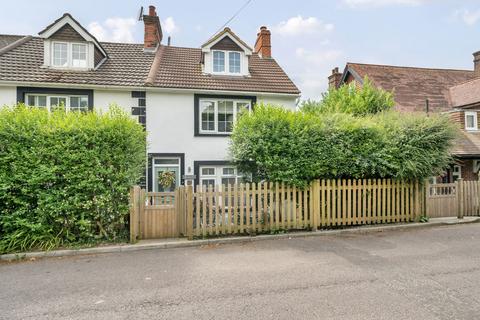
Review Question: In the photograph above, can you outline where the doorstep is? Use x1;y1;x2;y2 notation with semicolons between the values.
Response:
1;216;479;262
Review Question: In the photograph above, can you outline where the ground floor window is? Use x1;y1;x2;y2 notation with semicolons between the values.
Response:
198;165;244;188
25;94;89;112
152;157;181;192
452;165;462;182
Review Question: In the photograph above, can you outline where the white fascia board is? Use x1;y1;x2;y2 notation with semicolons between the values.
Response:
0;80;300;98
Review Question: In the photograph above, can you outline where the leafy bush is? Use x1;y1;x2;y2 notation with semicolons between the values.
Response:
300;77;395;116
230;104;457;187
0;105;146;253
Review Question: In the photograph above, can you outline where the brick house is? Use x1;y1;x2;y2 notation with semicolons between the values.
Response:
329;53;480;182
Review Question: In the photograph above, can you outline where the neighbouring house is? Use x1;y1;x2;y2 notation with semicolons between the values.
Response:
0;6;300;191
329;53;480;182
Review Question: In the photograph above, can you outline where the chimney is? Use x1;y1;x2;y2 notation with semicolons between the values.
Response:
328;67;343;89
474;51;480;77
254;26;271;58
143;5;163;51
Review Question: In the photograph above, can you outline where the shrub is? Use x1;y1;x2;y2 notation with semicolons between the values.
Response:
300;77;395;116
0;105;146;253
230;104;457;187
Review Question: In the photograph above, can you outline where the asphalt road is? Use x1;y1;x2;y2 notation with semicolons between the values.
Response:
2;224;480;320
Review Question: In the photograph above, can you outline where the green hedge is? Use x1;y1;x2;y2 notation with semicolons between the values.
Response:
0;105;146;253
230;104;457;187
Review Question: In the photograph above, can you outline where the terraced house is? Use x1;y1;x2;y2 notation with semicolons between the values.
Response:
0;6;300;191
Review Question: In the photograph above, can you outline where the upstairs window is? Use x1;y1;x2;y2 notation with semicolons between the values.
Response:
52;42;88;69
25;94;88;112
199;98;251;135
212;50;241;75
465;111;478;131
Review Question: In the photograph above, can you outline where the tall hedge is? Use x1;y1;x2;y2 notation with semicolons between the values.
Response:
230;104;457;187
0;105;146;253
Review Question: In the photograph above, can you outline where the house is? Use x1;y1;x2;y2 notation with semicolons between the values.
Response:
0;6;300;191
329;54;480;182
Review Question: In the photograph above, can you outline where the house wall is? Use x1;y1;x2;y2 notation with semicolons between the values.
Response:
93;90;133;113
146;91;297;187
449;111;465;130
0;86;18;106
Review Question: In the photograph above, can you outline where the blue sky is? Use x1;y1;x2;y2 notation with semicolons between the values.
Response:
1;0;480;99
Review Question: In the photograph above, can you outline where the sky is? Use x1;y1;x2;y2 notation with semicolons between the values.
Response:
1;0;480;100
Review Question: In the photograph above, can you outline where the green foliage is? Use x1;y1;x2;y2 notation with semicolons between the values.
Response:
0;105;146;253
418;215;430;223
300;77;395;116
230;104;457;188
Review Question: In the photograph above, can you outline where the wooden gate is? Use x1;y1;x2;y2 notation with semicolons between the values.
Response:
129;186;186;242
426;183;457;218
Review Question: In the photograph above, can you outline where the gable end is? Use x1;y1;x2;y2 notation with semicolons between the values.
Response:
211;36;243;52
49;24;85;42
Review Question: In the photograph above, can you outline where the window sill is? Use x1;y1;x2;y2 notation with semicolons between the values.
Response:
195;132;232;137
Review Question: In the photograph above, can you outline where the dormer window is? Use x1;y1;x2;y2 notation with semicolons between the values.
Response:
465;111;478;131
212;50;241;75
52;42;87;69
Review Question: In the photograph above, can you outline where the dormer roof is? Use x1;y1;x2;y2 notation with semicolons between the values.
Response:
39;13;108;58
201;27;252;54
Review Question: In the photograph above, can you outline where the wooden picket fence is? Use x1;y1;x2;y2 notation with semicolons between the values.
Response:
457;179;480;217
180;179;423;239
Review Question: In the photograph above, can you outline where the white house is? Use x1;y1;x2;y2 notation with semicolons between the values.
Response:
0;6;300;191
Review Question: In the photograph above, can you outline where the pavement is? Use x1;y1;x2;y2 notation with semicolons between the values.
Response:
1;223;480;319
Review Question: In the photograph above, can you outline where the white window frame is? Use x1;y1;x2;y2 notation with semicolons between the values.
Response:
51;41;88;69
211;50;242;75
199;165;243;189
199;98;251;135
465;111;478;131
452;165;462;182
152;157;181;192
25;94;89;112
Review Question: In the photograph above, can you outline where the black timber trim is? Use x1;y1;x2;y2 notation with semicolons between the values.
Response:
193;160;232;187
147;153;185;192
16;87;94;110
339;66;364;87
453;154;480;160
194;94;257;137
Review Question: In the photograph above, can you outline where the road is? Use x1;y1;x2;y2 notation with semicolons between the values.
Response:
1;224;480;320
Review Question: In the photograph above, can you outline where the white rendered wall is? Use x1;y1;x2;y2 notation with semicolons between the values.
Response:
0;86;18;106
93;90;133;114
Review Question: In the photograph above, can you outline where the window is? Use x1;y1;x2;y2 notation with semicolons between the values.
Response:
72;43;87;68
212;50;242;74
213;51;225;73
452;165;462;182
52;42;88;69
199;98;252;134
153;157;181;192
229;52;241;73
199;165;244;189
53;42;68;67
465;112;478;131
25;94;89;112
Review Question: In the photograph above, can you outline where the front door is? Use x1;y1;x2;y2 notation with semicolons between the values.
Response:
153;158;181;192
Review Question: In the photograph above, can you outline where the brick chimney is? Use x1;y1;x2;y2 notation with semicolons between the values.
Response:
328;67;343;89
474;51;480;77
254;26;271;58
143;5;162;51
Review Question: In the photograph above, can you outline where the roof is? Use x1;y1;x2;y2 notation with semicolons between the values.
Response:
152;45;300;94
0;37;154;87
450;131;480;157
0;34;23;50
344;63;475;112
449;77;480;108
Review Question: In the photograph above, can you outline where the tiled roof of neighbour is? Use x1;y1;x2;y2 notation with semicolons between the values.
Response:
451;131;480;156
152;45;300;94
345;63;475;112
0;37;155;87
449;77;480;108
0;34;24;50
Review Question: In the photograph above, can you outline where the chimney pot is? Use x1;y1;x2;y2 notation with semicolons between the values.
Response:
328;67;343;89
149;5;156;16
254;26;272;59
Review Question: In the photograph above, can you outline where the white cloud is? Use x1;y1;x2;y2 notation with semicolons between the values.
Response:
162;17;179;34
274;16;334;36
88;17;136;43
454;9;480;26
344;0;428;8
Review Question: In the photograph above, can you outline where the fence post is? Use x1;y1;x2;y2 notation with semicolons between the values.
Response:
186;185;194;240
129;186;141;244
311;180;320;231
457;179;464;219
